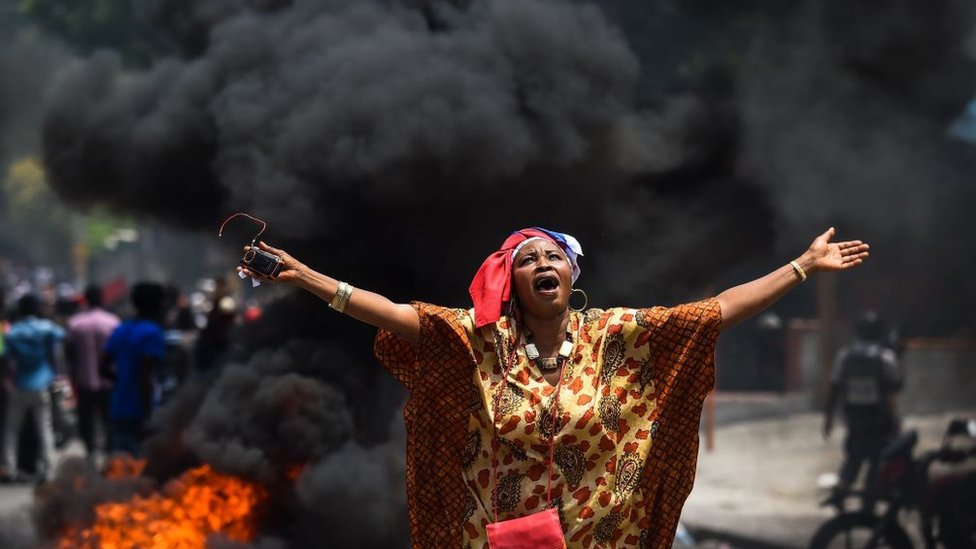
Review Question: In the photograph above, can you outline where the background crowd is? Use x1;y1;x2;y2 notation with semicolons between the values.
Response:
0;270;256;484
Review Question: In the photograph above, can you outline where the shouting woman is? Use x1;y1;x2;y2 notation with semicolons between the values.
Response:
240;226;868;548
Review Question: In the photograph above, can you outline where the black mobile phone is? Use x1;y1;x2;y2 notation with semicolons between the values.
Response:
241;247;283;278
219;213;283;279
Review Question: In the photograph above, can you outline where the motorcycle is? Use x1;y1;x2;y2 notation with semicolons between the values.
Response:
809;418;976;549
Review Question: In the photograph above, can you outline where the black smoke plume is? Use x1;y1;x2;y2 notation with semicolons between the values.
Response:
0;33;74;159
736;0;976;334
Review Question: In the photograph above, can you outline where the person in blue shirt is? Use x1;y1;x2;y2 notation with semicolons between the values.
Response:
101;282;167;457
1;294;65;482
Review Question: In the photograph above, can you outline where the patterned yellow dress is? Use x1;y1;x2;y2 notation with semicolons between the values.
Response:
375;298;721;548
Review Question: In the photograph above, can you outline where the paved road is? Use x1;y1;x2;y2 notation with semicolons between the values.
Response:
0;439;85;522
682;403;976;548
0;439;87;547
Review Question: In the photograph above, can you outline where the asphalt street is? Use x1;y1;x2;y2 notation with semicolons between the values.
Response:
682;398;976;548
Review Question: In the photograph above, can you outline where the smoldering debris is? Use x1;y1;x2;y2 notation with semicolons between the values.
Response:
185;360;354;484
32;457;156;544
291;417;409;548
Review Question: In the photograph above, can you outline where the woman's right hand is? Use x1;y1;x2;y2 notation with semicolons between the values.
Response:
238;241;307;286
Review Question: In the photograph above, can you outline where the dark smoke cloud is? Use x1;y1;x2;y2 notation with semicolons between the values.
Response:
41;51;226;228
43;0;641;236
140;296;365;486
291;416;408;548
737;0;976;334
144;292;398;458
185;355;354;484
135;294;406;545
39;0;767;311
136;0;294;56
142;375;212;479
0;32;74;159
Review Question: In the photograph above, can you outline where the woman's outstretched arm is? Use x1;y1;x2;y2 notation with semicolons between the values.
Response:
716;227;869;330
238;241;421;345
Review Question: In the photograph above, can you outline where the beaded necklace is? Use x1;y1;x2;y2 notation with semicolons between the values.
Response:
523;329;574;371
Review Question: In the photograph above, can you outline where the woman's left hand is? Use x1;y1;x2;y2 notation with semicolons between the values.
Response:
717;227;870;329
803;227;870;273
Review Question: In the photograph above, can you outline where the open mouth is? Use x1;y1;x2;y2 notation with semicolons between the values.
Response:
533;274;560;295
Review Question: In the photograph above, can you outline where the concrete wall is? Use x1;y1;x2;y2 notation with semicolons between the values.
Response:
782;324;976;415
783;319;821;408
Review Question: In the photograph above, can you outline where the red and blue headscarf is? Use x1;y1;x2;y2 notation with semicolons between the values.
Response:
468;227;583;328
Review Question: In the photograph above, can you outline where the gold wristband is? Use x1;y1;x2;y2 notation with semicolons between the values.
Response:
790;260;807;282
329;281;354;313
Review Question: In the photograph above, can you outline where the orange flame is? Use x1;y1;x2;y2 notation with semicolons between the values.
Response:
103;455;147;479
59;464;267;549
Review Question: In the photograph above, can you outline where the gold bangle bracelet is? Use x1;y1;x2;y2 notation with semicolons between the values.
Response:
339;283;354;311
329;281;353;313
790;260;807;282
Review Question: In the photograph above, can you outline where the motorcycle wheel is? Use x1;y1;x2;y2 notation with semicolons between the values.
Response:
809;513;913;549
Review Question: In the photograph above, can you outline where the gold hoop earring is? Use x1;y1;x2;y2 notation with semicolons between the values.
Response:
569;288;588;312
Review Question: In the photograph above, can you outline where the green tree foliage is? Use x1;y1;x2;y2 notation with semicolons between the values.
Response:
19;0;166;66
3;156;74;271
2;156;131;275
